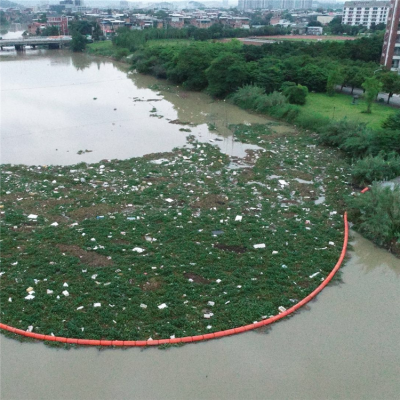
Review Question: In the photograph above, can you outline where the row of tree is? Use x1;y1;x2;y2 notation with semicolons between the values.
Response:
112;25;290;51
126;35;394;101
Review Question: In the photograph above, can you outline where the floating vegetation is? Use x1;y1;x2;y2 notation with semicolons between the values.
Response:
0;124;352;345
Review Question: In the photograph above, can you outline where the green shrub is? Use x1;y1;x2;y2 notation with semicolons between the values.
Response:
282;84;308;105
318;120;400;158
349;183;400;249
268;104;301;122
351;152;400;185
318;119;366;148
255;91;287;113
230;85;265;110
294;112;330;131
114;48;130;61
342;129;400;157
382;111;400;130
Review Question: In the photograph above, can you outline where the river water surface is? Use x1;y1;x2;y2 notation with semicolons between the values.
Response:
1;48;399;400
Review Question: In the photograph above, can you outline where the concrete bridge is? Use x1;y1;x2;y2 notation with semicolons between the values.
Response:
0;36;72;51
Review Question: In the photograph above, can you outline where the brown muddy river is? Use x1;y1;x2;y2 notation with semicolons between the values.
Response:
1;48;399;400
1;50;269;165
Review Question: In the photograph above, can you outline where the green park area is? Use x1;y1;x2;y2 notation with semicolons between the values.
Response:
303;92;397;130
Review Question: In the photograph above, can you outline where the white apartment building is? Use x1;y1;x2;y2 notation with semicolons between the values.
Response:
342;1;390;28
238;0;312;10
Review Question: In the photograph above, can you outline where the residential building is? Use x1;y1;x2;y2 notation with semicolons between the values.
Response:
28;16;68;35
381;0;400;71
307;26;323;34
342;1;390;29
238;0;312;10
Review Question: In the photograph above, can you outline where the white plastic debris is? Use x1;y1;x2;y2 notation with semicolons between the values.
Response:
132;247;145;253
278;306;287;313
27;326;33;332
235;215;243;222
140;303;147;309
62;290;69;297
216;279;222;283
165;198;174;203
8;297;12;302
254;243;265;249
158;303;168;309
204;313;214;319
279;180;288;186
63;282;68;287
91;274;98;280
206;325;212;329
26;286;34;292
25;294;35;300
207;301;215;306
50;222;59;227
329;241;335;246
272;251;279;255
28;214;38;219
77;306;84;310
170;335;175;339
309;272;320;279
93;303;101;307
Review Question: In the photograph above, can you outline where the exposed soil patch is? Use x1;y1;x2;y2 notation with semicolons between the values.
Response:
184;273;211;284
169;119;193;126
143;152;175;161
192;194;229;209
141;277;163;291
214;243;247;254
68;204;117;220
56;244;113;267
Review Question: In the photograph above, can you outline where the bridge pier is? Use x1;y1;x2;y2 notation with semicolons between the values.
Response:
15;44;25;51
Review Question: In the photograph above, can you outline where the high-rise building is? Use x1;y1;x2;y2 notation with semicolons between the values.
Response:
381;0;400;72
342;1;390;29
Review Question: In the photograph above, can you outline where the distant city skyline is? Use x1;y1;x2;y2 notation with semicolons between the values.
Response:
12;0;236;4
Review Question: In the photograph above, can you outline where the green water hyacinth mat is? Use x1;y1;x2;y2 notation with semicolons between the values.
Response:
0;125;352;345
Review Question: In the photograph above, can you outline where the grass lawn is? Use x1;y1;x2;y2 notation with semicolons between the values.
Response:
86;40;117;57
303;92;397;130
87;40;113;51
145;39;193;47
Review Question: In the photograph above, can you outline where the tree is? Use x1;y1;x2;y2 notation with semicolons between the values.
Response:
308;20;322;27
70;32;87;52
282;83;308;105
362;77;383;113
206;53;249;98
92;23;102;41
298;64;329;93
255;65;284;94
379;72;400;104
326;69;343;96
39;14;47;23
382;111;400;130
41;25;59;36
